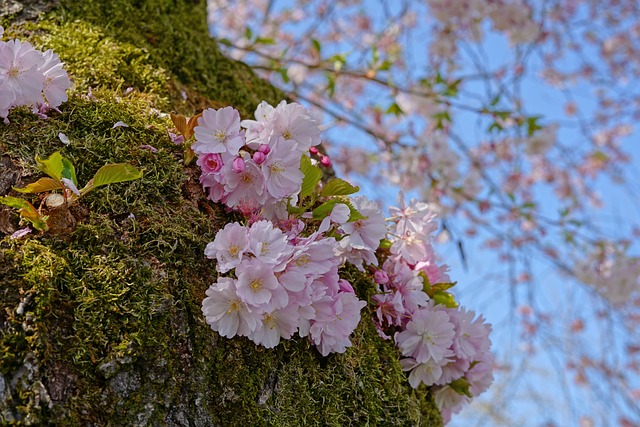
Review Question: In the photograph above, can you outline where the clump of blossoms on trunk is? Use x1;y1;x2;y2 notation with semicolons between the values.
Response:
0;26;71;121
374;191;494;423
173;100;493;423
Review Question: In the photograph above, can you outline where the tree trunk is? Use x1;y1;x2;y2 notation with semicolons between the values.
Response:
0;1;442;425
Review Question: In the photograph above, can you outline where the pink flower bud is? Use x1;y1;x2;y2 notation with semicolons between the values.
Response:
197;153;223;173
253;151;266;165
232;157;245;173
258;144;271;154
373;270;389;285
309;146;319;155
320;155;331;167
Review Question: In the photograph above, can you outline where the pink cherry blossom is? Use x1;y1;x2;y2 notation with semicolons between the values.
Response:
202;277;259;338
248;219;291;267
251;305;300;348
204;222;249;273
339;196;386;251
261;135;304;198
193;106;245;155
309;292;367;356
270;100;321;151
39;49;71;108
400;357;446;388
197;152;225;174
236;258;288;310
395;307;456;363
448;307;492;360
223;159;266;208
241;100;276;147
328;203;350;225
0;39;45;114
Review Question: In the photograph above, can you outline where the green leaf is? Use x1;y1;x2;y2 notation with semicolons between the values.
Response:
326;74;336;98
526;115;543;137
0;196;31;210
385;102;404;116
311;198;366;223
255;37;275;45
377;59;393;72
433;111;451;130
488;122;503;133
418;271;432;295
82;163;143;194
299;156;322;199
92;163;143;188
372;46;379;63
36;151;64;180
13;177;62;194
347;206;366;222
442;78;462;97
286;204;305;215
430;282;457;293
279;68;290;84
449;378;472;398
378;239;392;250
244;26;253;41
320;178;359;197
312;199;341;220
311;38;321;54
432;291;459;308
61;157;77;185
0;196;48;231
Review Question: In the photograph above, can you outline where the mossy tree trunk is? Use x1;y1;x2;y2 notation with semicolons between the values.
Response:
0;1;442;425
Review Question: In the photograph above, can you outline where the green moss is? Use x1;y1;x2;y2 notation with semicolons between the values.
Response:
0;0;442;425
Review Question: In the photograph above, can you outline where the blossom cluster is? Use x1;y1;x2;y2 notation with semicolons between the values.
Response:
574;244;640;306
196;101;320;216
372;192;494;423
196;101;372;355
201;220;366;355
0;26;71;120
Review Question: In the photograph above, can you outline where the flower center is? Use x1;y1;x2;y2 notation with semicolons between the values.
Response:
206;157;220;170
241;172;253;184
229;244;240;257
295;254;311;266
7;66;20;78
226;299;241;314
263;312;277;329
282;130;292;139
260;242;269;255
213;130;228;142
268;163;285;175
421;332;435;346
249;278;263;292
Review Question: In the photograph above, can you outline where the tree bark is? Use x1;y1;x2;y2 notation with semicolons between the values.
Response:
0;1;442;425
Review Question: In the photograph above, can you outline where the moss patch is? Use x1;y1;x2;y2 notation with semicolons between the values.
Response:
0;0;442;425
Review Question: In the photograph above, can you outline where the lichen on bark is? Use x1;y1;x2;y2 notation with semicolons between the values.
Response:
0;0;442;425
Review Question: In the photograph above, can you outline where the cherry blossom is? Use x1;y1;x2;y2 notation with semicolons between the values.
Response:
193;106;245;155
202;277;259;338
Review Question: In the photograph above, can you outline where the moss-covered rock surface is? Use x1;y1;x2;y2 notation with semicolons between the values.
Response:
0;1;442;425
